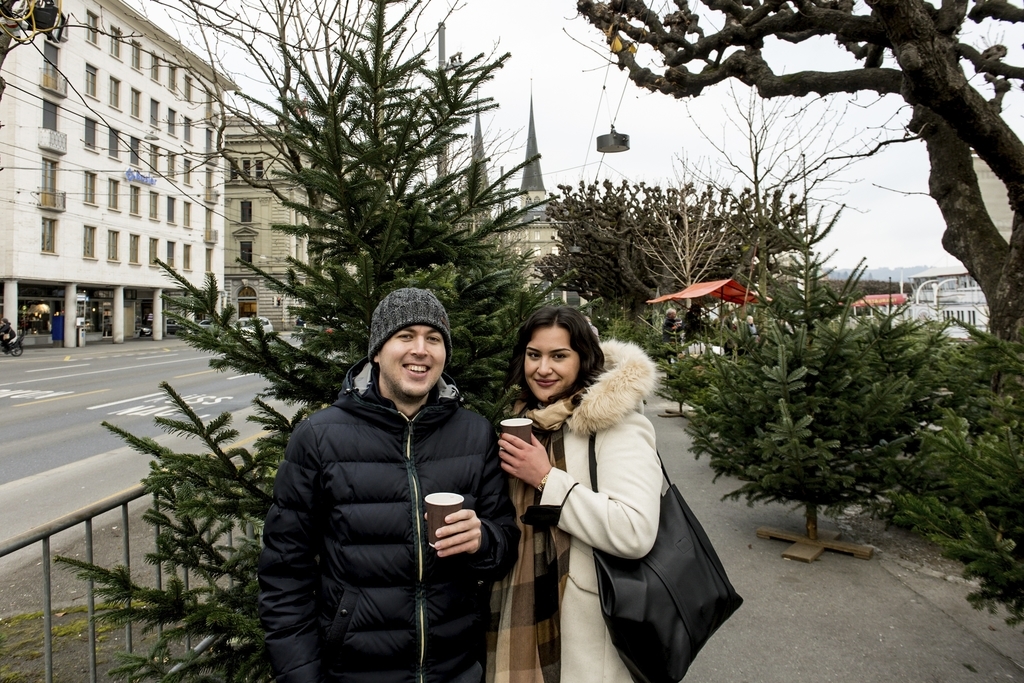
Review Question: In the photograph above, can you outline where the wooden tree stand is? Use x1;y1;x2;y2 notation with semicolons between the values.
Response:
757;526;874;562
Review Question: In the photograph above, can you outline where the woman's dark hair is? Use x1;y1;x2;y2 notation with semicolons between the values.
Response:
505;306;605;406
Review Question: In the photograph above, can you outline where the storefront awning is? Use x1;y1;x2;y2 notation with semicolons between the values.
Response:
647;279;758;305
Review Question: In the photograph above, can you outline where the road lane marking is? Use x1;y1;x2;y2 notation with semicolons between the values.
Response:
13;389;110;407
227;373;255;380
174;369;217;379
87;392;165;410
0;389;74;401
0;356;197;387
24;364;91;373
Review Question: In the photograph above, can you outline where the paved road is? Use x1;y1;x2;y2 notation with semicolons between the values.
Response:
0;339;267;485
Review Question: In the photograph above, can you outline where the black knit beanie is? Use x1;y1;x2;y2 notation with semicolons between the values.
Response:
368;288;452;362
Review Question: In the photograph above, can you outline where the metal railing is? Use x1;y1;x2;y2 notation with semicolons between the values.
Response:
0;485;147;683
36;188;67;211
37;128;68;155
40;67;68;97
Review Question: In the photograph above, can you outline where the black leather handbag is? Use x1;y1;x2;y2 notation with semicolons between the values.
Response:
588;435;743;683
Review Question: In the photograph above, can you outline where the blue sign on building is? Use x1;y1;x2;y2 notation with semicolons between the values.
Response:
125;169;157;186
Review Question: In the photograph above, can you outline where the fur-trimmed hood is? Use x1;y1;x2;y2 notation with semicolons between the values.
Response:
566;339;658;436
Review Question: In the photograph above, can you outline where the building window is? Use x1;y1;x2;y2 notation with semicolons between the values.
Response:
108;230;119;260
168;65;177;92
183;202;192;228
205;169;214;199
131;41;141;69
149;191;159;220
184;76;193;102
86;11;98;44
109;77;120;108
148;144;159;171
205;128;213;153
183;158;192;185
41;160;57;209
242;158;251;177
84;226;96;258
205;247;213;272
84;172;96;204
149;238;159;264
183;244;192;270
205;97;213;121
230;165;238;181
108;179;120;210
255;159;264;179
130;137;140;166
166;241;175;267
130;88;141;118
129;234;140;263
109;27;121;58
167;152;176;176
42;218;56;253
130;185;140;215
150;99;159;127
167;109;176;136
167;197;176;223
183;117;192;143
108;127;119;158
84;118;96;148
240;200;252;223
150;54;160;80
41;42;59;88
205;207;213;232
240;241;253;263
85;64;97;97
42;100;58;131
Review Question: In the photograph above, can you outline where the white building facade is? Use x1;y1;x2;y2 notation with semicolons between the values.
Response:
907;266;988;338
0;0;228;346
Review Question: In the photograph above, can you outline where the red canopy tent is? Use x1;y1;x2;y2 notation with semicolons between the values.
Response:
647;279;759;305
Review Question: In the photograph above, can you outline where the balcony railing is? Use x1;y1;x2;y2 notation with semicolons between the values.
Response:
37;189;67;211
204;229;219;243
38;128;67;155
39;68;68;97
203;190;220;203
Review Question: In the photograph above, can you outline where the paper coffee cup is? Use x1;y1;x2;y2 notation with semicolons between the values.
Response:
500;417;533;443
425;492;464;548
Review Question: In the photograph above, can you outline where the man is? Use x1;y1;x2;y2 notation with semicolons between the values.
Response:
259;288;520;683
662;308;682;343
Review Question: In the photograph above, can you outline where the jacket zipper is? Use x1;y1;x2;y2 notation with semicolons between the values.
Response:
404;415;428;683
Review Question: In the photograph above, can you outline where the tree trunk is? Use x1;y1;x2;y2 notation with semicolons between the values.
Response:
805;504;818;541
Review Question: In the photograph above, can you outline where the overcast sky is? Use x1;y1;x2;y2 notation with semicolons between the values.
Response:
413;1;1024;271
143;0;1024;272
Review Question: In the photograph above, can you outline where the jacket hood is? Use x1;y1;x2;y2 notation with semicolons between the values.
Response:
333;357;461;430
567;339;658;436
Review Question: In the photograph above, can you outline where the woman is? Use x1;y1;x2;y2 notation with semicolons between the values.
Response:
489;306;663;683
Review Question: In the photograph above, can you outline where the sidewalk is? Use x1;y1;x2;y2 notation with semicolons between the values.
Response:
645;397;1022;682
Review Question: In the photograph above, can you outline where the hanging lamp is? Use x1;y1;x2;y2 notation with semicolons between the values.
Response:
596;125;630;153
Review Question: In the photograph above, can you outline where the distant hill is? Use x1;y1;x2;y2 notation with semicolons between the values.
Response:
827;266;930;282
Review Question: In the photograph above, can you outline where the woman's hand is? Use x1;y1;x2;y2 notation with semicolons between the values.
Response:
498;433;552;489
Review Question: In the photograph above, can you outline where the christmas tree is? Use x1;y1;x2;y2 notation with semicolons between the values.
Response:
687;209;963;540
60;2;547;679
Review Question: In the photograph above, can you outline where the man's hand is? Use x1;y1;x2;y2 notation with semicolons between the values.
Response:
432;509;482;557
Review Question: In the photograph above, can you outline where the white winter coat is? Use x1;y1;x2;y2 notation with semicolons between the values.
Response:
538;339;663;683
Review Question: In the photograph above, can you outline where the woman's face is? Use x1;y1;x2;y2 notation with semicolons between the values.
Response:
524;325;581;404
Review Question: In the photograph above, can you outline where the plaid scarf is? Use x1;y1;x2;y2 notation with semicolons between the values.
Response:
487;398;577;683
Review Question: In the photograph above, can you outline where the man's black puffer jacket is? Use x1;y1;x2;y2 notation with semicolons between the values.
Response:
259;359;520;683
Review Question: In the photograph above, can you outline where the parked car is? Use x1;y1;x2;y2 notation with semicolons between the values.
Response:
236;316;274;336
165;318;180;336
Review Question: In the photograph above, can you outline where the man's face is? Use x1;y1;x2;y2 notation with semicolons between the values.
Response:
373;325;446;417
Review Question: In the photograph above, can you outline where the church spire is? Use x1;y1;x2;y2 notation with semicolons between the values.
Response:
520;94;545;195
472;113;489;188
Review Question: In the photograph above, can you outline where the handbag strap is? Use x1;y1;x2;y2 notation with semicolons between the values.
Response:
587;433;671;492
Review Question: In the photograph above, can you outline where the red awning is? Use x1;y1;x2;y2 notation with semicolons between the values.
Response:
851;293;907;308
647;279;758;305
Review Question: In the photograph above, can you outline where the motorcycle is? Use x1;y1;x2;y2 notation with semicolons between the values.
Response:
2;331;24;357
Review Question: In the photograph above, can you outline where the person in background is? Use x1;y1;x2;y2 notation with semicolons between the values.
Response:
0;318;13;353
259;287;520;683
489;306;662;683
585;315;600;339
661;308;683;343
